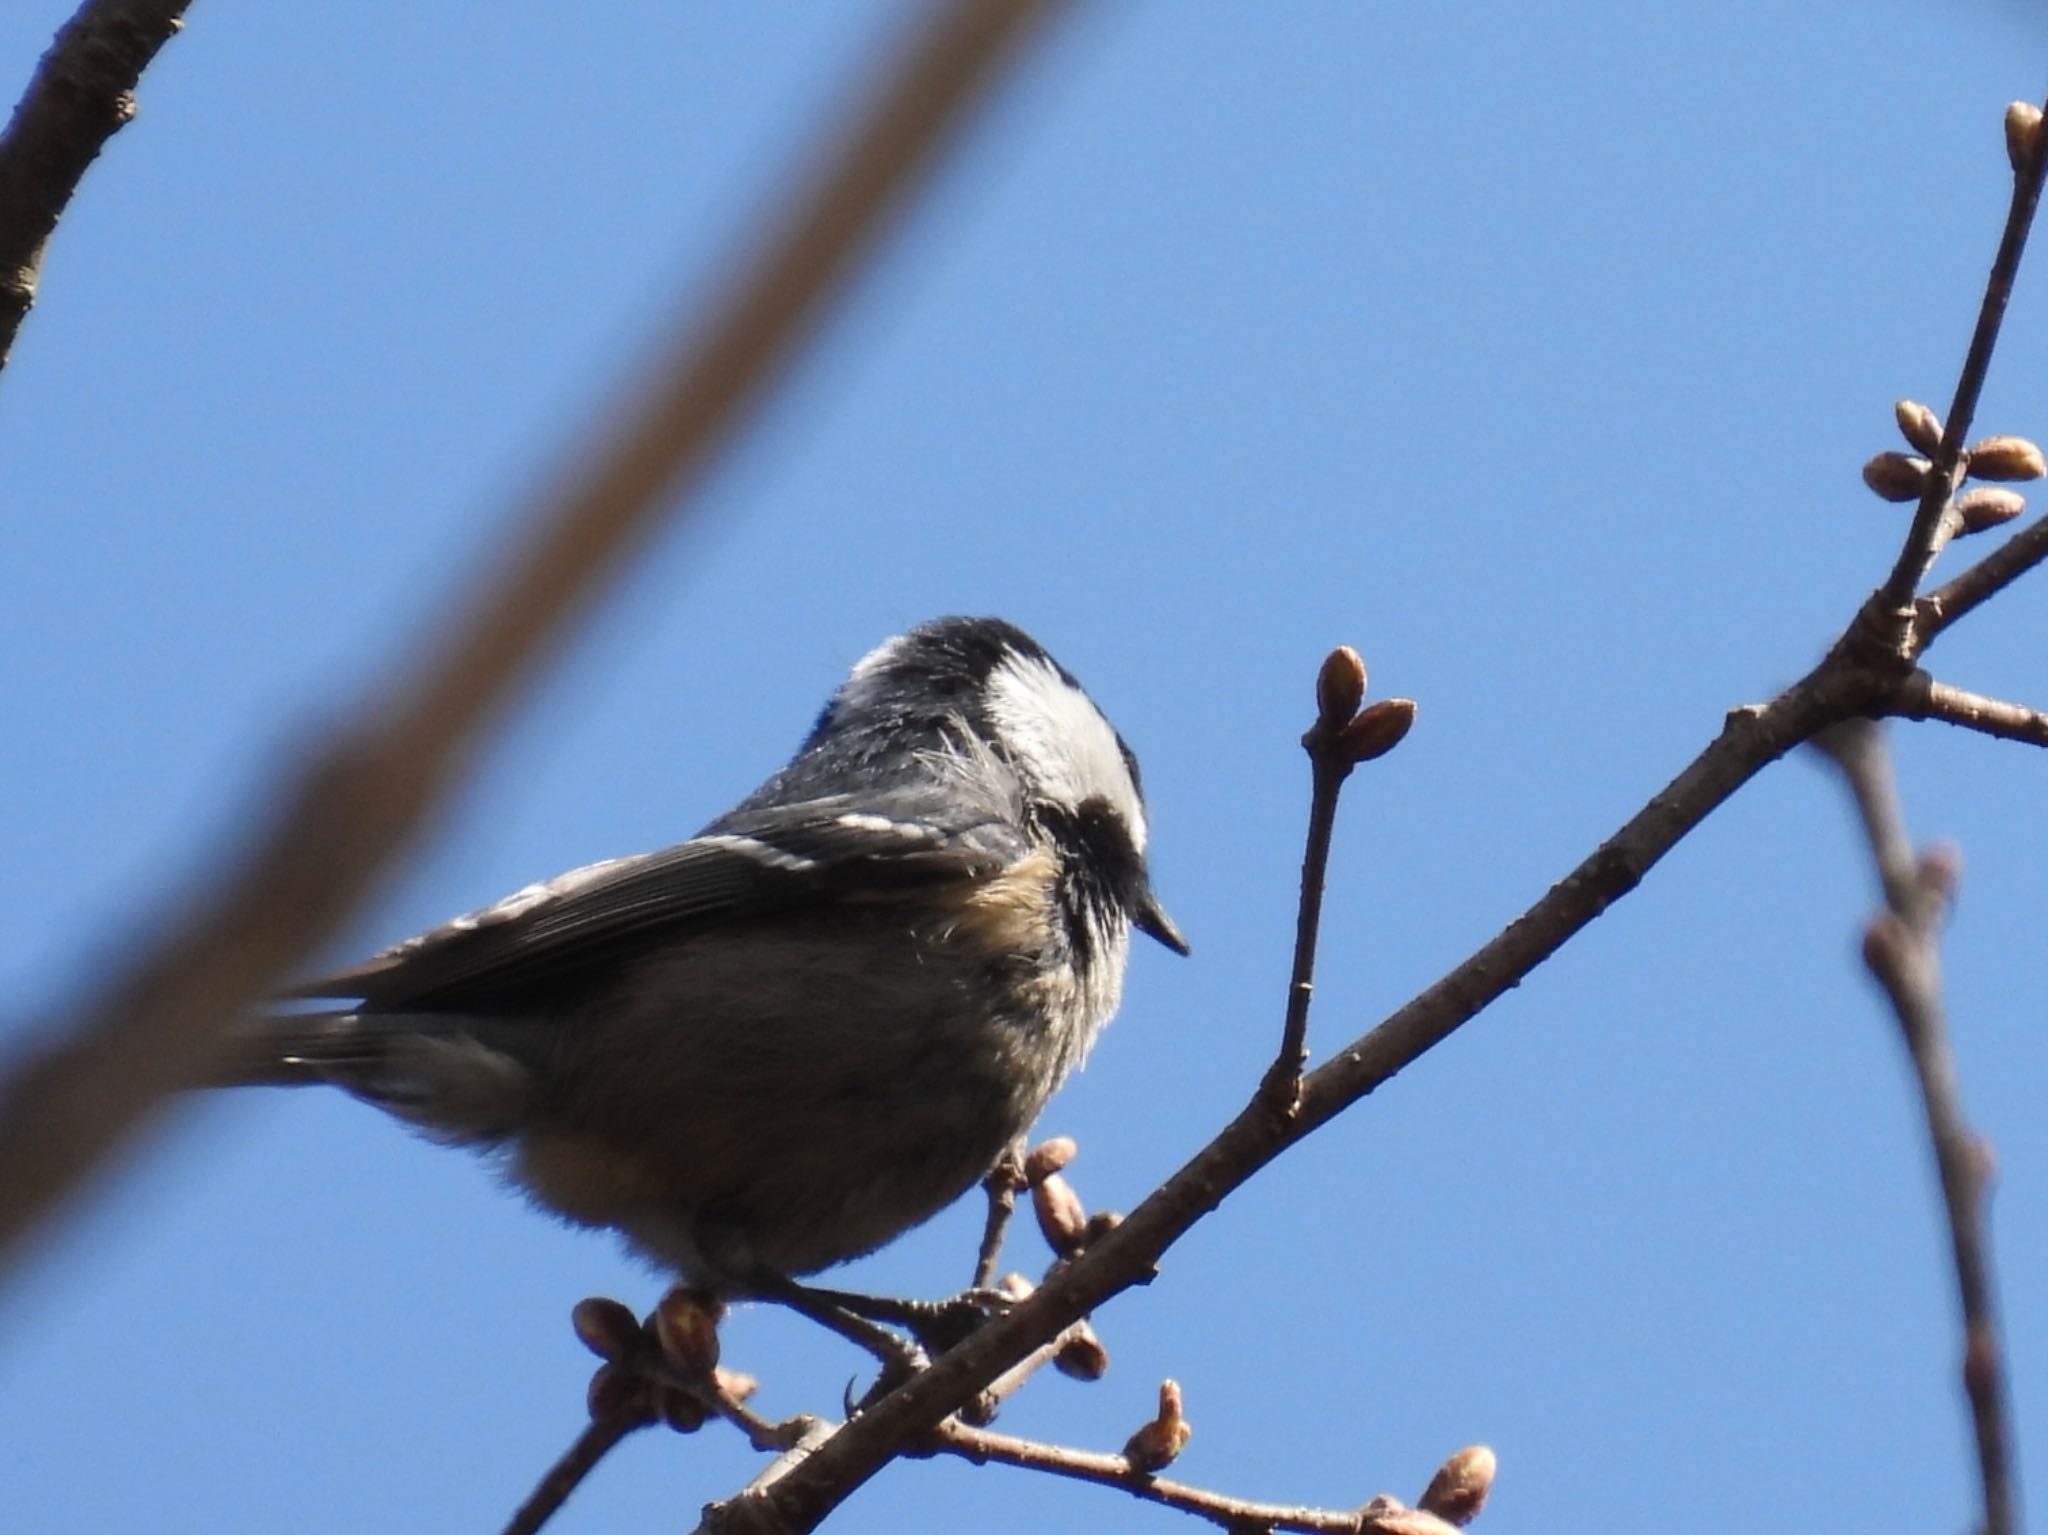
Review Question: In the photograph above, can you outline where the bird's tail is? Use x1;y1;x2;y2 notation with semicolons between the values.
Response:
205;1012;536;1144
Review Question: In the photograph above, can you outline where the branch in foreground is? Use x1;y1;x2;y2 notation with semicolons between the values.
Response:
0;0;192;378
0;0;1074;1282
1816;722;2017;1535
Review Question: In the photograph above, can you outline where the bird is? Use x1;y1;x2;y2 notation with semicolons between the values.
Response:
215;616;1185;1303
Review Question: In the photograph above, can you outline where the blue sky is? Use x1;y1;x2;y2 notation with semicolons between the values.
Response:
3;3;2046;1531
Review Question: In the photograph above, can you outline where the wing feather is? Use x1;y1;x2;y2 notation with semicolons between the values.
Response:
285;789;1026;1011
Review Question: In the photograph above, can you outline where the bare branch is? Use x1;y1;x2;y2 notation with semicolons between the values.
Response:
1916;517;2048;640
501;1418;642;1535
972;1140;1025;1290
0;0;1075;1282
1816;721;2017;1535
1881;91;2048;606
1892;671;2048;749
0;0;192;379
931;1419;1362;1533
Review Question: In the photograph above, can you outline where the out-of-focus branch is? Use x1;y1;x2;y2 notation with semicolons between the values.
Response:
1892;671;2048;748
0;0;1075;1283
0;0;192;379
1815;721;2016;1535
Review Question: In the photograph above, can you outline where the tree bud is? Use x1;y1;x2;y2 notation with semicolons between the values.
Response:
659;1386;710;1434
653;1287;723;1376
571;1296;641;1362
1417;1444;1497;1526
1024;1136;1077;1185
1955;486;2025;534
1316;645;1368;728
1032;1171;1088;1256
1122;1379;1192;1472
586;1361;655;1425
2007;101;2043;174
1052;1323;1109;1381
1966;435;2046;481
1894;399;1943;457
1862;451;1930;502
1336;698;1417;764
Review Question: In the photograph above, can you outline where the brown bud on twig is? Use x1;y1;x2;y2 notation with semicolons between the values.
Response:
571;1296;642;1362
1336;697;1417;764
1052;1322;1109;1381
1083;1209;1124;1244
1894;399;1944;457
587;1361;656;1426
653;1286;724;1376
660;1386;711;1434
1358;1499;1465;1535
1417;1445;1497;1527
1032;1171;1089;1256
1122;1379;1193;1472
996;1271;1036;1302
1955;486;2026;535
1024;1136;1077;1185
1862;451;1931;502
1316;645;1368;729
1965;435;2046;481
2007;101;2044;174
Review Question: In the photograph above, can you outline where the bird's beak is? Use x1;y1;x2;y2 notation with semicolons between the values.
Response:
1133;880;1190;956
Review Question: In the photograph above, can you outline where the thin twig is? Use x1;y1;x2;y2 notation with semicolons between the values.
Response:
501;1416;642;1535
1882;91;2048;606
1916;517;2048;640
972;1141;1025;1290
1816;722;2017;1535
931;1420;1359;1533
1892;671;2048;748
1263;744;1351;1108
0;0;192;379
0;0;1074;1283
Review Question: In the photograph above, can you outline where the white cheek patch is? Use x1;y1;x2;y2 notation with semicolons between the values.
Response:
984;654;1148;851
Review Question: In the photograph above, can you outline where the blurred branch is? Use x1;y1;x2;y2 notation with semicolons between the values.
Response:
1892;671;2048;748
0;0;192;380
0;0;1074;1282
1815;721;2016;1535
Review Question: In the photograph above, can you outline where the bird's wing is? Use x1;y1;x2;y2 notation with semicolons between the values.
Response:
284;790;1027;1011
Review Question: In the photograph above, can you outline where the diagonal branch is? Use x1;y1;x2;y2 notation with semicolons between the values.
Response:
0;0;193;380
0;0;1076;1283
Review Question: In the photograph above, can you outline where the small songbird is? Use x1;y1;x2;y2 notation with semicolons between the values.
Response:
217;617;1185;1294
